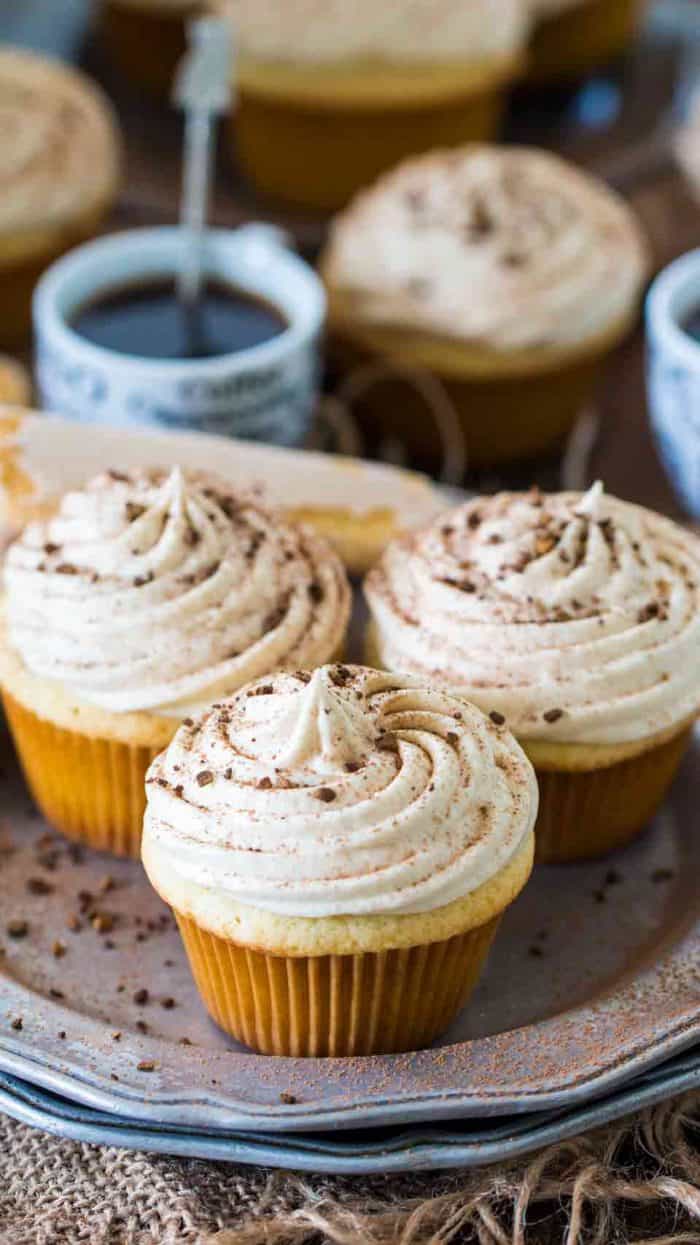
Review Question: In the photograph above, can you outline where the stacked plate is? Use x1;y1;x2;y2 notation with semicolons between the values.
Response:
1;707;698;1173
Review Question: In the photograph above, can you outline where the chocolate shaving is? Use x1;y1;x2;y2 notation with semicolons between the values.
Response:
26;877;53;896
638;602;660;624
543;708;565;724
489;711;506;726
314;788;337;803
196;771;214;787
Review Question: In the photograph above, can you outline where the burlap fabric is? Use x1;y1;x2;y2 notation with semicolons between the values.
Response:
0;1093;699;1244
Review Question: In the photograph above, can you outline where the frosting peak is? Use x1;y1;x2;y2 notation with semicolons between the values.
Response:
365;487;700;745
237;667;377;775
143;666;537;917
323;146;649;351
4;468;350;716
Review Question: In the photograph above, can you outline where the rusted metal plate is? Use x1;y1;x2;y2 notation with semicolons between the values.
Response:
0;706;698;1135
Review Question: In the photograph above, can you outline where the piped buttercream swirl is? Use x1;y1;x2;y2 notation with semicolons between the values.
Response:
212;0;527;64
323;146;649;350
0;47;120;240
143;665;537;917
365;484;700;745
4;468;350;716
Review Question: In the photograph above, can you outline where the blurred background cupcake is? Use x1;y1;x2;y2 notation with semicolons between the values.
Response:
98;0;204;96
321;145;649;473
526;0;644;84
0;46;121;350
211;0;529;212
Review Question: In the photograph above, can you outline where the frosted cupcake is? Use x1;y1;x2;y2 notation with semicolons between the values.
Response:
321;146;649;470
365;484;700;862
100;0;202;96
527;0;642;85
0;48;121;349
0;468;350;857
211;0;528;211
143;665;537;1056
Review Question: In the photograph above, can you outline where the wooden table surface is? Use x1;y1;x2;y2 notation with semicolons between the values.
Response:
76;16;699;519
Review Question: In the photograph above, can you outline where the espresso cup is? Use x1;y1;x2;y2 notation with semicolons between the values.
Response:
33;225;326;448
646;247;700;520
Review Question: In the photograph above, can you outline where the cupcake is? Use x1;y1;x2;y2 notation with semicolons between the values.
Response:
99;0;203;96
0;468;350;858
211;0;528;211
0;48;121;350
365;483;700;862
321;146;649;472
142;665;537;1055
526;0;643;85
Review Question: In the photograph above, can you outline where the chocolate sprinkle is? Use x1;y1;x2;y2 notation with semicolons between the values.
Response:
314;788;337;803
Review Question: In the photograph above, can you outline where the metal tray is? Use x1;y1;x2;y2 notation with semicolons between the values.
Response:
1;703;698;1135
1;1047;699;1173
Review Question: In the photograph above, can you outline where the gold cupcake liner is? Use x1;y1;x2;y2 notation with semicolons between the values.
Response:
232;79;508;213
2;692;163;858
100;2;196;96
326;327;619;471
527;0;642;84
531;727;693;864
175;911;501;1056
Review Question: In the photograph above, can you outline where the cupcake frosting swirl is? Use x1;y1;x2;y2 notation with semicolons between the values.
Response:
213;0;526;64
365;484;700;745
323;146;649;350
529;0;586;16
0;48;120;239
143;665;537;917
4;468;350;716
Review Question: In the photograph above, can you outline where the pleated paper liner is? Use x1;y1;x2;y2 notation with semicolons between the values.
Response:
2;692;165;858
232;60;518;213
325;310;635;471
530;726;694;864
175;912;501;1056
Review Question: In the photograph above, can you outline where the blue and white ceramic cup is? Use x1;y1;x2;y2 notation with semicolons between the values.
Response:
33;225;326;448
646;248;700;519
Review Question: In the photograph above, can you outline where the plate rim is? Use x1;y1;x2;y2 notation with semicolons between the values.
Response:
1;739;698;1135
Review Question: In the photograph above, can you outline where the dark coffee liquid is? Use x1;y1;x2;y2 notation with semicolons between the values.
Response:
683;307;700;345
70;277;287;360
